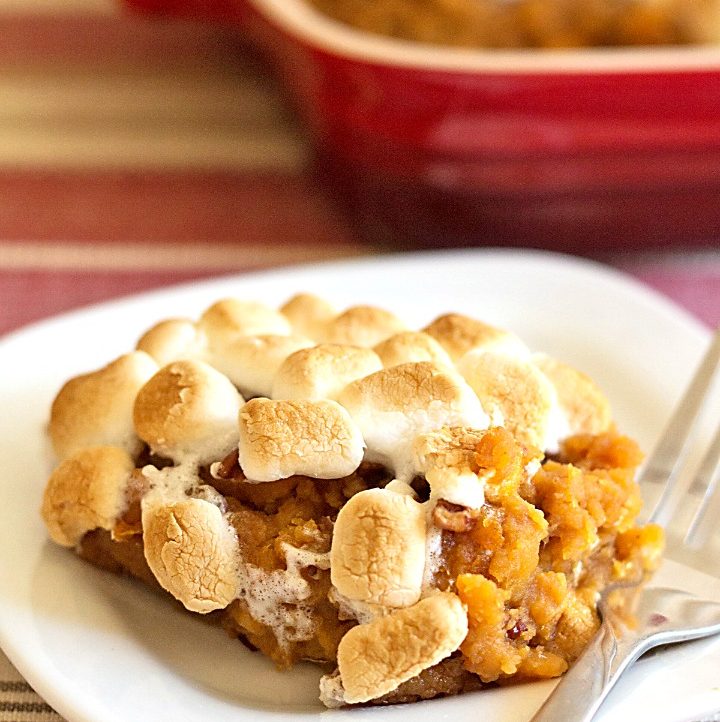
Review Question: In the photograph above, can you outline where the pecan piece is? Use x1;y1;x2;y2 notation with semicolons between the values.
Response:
432;500;479;532
214;447;240;479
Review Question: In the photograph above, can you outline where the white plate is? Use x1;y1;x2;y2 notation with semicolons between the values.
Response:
1;249;719;722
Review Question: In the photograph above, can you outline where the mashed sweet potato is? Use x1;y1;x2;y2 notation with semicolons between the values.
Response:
77;426;662;701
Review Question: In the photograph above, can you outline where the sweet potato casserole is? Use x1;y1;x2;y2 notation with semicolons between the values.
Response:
307;0;720;47
41;294;663;706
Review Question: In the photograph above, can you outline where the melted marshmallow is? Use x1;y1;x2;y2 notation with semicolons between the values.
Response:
237;544;330;649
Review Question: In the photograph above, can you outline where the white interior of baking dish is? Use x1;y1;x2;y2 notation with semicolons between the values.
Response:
250;0;720;73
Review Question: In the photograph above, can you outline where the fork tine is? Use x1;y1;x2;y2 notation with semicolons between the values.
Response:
683;421;720;547
642;328;720;525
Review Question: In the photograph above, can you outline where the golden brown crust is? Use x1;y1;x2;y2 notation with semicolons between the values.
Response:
318;305;406;347
238;398;365;481
337;362;490;478
209;334;314;398
41;446;134;547
373;331;453;369
142;498;239;613
198;298;291;349
280;293;336;339
339;361;479;414
330;488;426;607
335;593;468;704
533;353;612;435
424;313;528;362
272;344;383;401
133;360;243;463
415;426;494;473
414;426;512;509
49;352;159;459
136;318;205;366
458;351;559;449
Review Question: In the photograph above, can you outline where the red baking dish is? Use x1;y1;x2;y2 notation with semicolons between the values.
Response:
125;0;720;250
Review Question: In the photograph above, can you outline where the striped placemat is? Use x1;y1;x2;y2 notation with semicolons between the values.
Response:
0;653;62;722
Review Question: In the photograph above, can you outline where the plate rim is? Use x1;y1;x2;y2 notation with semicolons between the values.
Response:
0;248;709;349
0;247;712;722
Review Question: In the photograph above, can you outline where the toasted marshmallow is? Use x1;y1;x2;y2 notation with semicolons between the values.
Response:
337;362;489;480
142;497;239;613
458;351;567;451
271;344;383;401
331;488;426;608
424;313;529;362
137;459;204;509
373;331;454;369
414;427;495;509
238;398;364;481
280;293;336;340
533;353;612;435
415;426;490;472
41;446;134;547
318;305;406;347
133;360;243;463
319;672;347;709
50;351;159;460
208;334;314;398
136;318;206;366
335;592;468;704
425;467;486;509
198;299;291;351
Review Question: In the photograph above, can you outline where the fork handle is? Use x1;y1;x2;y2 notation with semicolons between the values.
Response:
530;622;644;722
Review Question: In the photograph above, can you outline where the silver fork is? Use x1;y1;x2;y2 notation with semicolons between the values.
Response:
532;328;720;722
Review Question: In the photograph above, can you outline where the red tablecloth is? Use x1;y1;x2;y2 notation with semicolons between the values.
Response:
0;8;717;339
